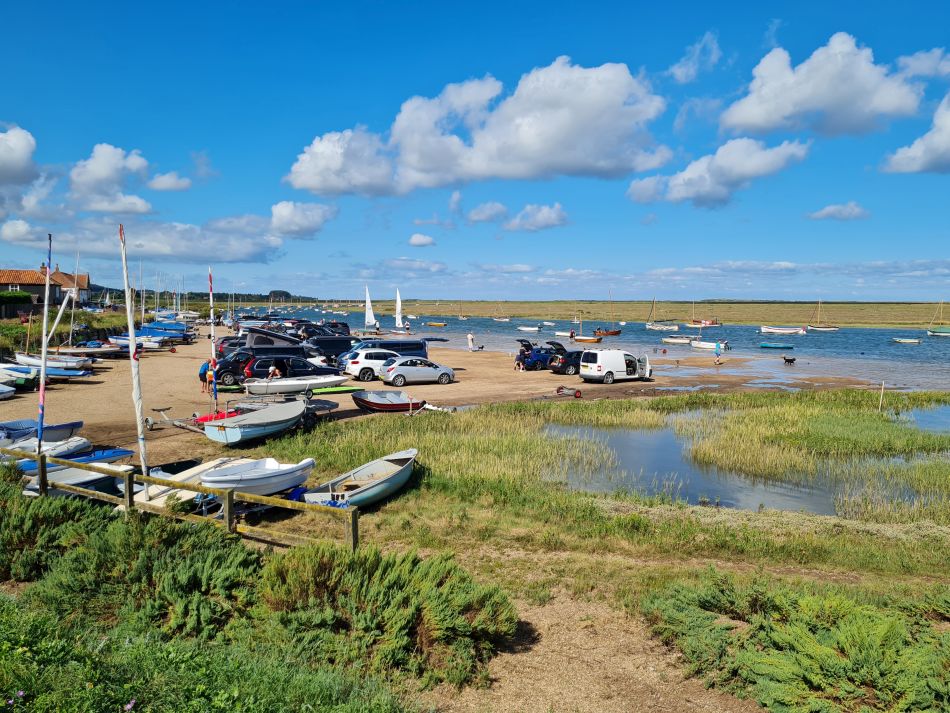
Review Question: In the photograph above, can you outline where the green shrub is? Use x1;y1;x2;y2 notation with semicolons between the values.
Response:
26;514;261;639
643;569;950;712
0;483;115;581
260;543;518;687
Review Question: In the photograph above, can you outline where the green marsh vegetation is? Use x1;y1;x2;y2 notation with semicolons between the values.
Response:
0;482;515;710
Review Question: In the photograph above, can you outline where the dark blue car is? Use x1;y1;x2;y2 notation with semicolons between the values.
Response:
518;340;568;371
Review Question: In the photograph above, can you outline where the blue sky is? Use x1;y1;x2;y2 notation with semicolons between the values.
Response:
1;1;948;300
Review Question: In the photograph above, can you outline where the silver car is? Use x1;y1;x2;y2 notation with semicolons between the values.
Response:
381;356;454;386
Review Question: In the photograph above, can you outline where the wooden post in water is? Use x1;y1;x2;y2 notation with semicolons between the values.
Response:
344;508;359;552
223;490;235;533
37;454;48;496
123;471;135;511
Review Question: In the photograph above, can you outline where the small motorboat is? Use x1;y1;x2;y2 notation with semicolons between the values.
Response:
0;419;83;444
573;335;603;344
892;337;921;344
807;325;839;332
517;326;540;332
593;328;622;337
760;342;794;349
304;449;417;508
542;321;556;326
203;400;306;445
14;352;94;369
492;317;510;322
200;457;315;496
661;336;691;345
646;321;679;331
351;390;426;413
243;374;348;396
554;331;572;337
760;326;807;335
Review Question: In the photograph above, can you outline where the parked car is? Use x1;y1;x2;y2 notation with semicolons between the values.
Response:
548;350;583;375
214;350;327;385
522;340;567;371
242;356;338;381
216;335;246;357
380;356;455;386
579;349;652;384
342;348;401;381
347;339;429;358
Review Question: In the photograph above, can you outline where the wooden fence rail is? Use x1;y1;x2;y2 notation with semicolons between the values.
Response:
0;446;358;550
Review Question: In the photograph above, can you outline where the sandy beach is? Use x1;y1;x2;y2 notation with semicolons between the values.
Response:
0;328;871;464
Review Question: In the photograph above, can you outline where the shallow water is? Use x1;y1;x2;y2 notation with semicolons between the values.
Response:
905;405;950;432
547;425;838;516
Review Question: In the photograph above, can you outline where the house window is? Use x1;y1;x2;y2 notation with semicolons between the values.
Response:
8;284;19;291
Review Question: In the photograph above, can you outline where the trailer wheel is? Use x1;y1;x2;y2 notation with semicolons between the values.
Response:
169;347;177;353
144;417;154;431
305;389;314;399
574;390;582;399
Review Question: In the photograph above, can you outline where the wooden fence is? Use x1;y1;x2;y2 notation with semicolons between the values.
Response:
0;447;358;551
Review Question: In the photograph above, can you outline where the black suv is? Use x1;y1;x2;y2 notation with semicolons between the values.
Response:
548;350;583;376
242;356;338;381
214;349;331;385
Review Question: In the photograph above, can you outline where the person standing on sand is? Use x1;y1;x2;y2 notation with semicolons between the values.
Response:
714;341;722;365
198;359;211;393
467;332;475;351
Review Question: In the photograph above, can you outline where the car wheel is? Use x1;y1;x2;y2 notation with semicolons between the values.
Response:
603;372;615;384
359;368;374;382
565;365;577;375
221;372;236;386
437;372;451;384
391;374;406;387
533;361;544;371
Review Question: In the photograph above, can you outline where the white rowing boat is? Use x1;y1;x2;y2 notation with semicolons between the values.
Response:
14;352;93;369
243;374;348;396
760;326;806;335
200;457;315;496
304;449;417;508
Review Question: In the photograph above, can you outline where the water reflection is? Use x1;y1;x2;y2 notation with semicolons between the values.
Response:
905;405;950;433
548;425;838;516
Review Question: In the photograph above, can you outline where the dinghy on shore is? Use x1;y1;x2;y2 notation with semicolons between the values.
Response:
0;419;83;444
304;449;417;508
200;457;315;496
351;390;426;413
14;352;93;369
243;374;348;396
203;399;306;445
7;436;91;465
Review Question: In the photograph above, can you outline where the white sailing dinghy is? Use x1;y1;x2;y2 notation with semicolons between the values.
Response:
364;285;377;331
243;374;348;395
200;457;315;496
14;352;93;369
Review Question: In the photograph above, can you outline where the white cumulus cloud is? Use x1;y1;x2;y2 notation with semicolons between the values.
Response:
1;218;34;242
897;48;950;78
69;143;152;213
286;56;669;196
628;138;809;207
504;202;568;231
884;92;950;173
408;232;435;247
808;201;869;220
668;32;722;84
479;263;534;273
147;171;192;191
448;190;462;214
721;33;921;135
0;126;37;185
269;200;337;237
467;201;508;223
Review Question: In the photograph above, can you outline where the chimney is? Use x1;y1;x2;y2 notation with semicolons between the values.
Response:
55;263;60;272
39;261;46;275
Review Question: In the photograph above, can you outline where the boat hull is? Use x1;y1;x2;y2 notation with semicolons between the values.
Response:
760;343;794;349
351;390;425;413
661;336;690;345
304;449;417;508
243;375;348;395
593;329;621;337
203;415;302;445
760;326;807;335
646;322;679;331
201;458;314;496
807;325;839;332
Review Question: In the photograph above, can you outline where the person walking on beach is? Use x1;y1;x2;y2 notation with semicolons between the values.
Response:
198;358;211;393
569;328;576;341
714;341;722;365
467;332;475;351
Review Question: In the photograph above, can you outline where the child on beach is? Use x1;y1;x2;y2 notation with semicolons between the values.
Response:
198;359;211;393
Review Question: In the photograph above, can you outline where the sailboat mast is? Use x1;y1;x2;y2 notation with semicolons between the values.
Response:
36;234;52;453
68;247;79;346
209;267;217;411
118;225;149;493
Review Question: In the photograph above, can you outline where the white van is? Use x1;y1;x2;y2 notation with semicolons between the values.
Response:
579;349;652;384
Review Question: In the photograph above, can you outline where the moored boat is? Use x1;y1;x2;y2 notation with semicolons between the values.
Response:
691;339;729;350
760;326;807;335
892;337;921;344
593;328;621;336
517;325;540;332
304;449;417;508
426;322;447;327
661;336;691;345
760;342;794;349
351;390;426;413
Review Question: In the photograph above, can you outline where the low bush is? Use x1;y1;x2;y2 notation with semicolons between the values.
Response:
260;543;518;687
643;569;950;712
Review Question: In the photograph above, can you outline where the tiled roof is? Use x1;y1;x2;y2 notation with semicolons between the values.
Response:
0;269;47;286
50;270;91;289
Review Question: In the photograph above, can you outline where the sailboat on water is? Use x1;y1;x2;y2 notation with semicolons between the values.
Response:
457;299;467;320
363;286;377;332
594;290;622;336
687;301;721;327
928;301;950;337
391;289;410;334
573;314;603;344
808;300;839;332
645;297;679;331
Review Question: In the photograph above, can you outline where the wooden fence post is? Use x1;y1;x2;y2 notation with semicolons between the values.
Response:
223;490;235;533
345;508;359;552
37;454;48;496
123;471;135;511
